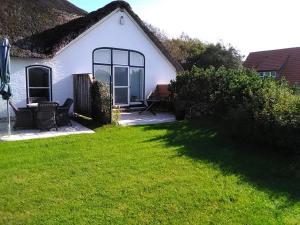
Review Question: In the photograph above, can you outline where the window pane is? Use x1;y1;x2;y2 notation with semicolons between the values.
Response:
130;68;144;102
113;50;128;65
114;67;128;86
94;49;111;64
29;88;50;100
28;67;49;87
94;65;111;83
130;52;144;66
114;88;128;105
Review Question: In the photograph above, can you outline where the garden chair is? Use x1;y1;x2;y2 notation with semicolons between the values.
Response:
140;84;171;115
36;102;59;131
9;100;34;129
56;98;73;127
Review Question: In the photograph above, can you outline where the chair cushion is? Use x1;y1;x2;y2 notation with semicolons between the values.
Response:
156;84;171;100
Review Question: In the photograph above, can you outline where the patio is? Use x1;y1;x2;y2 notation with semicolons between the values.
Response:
0;120;94;141
119;112;176;126
0;112;175;141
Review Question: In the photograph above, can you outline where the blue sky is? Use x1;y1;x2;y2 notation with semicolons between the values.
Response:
70;0;155;13
69;0;300;57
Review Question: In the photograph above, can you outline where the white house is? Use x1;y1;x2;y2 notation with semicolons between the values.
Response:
0;0;182;118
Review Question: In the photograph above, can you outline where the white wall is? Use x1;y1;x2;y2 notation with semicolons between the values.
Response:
0;57;46;118
0;9;177;118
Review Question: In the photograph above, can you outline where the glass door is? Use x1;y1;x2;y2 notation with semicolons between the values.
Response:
113;66;129;106
130;68;144;104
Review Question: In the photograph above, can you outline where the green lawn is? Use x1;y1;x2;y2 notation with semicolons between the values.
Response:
0;120;299;225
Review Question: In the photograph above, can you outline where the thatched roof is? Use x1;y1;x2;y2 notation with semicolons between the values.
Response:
0;0;86;48
0;0;182;71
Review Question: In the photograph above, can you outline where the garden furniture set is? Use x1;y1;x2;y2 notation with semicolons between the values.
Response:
9;98;73;130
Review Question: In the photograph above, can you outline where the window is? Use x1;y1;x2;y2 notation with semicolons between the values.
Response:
94;49;111;64
113;50;128;65
94;65;111;83
130;51;144;67
259;71;277;78
130;68;144;102
26;66;52;102
93;48;145;105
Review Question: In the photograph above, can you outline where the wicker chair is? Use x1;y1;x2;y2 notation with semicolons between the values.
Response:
56;98;73;127
9;101;34;129
36;102;59;131
28;97;48;104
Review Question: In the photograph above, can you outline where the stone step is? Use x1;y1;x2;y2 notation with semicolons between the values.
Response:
113;105;146;112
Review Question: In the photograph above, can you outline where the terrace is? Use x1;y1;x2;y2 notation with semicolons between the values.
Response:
0;111;175;141
0;119;94;141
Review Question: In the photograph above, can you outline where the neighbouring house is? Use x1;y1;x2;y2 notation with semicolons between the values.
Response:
0;0;182;118
244;47;300;84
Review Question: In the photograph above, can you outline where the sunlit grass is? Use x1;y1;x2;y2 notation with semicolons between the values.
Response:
0;121;299;224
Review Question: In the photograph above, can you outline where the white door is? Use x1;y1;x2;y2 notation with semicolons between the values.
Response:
113;66;129;106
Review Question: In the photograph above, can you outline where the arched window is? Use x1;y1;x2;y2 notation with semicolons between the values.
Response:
93;48;145;106
26;65;52;103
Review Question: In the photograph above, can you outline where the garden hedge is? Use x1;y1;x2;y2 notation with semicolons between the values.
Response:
171;66;300;152
91;81;111;124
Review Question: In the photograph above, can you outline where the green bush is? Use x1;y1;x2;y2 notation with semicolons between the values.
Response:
91;81;111;124
112;107;121;125
171;66;300;152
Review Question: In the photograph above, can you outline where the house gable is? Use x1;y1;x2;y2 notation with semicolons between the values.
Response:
55;9;177;72
11;1;183;72
45;8;178;102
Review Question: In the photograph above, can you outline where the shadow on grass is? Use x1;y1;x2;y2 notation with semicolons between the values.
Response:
72;114;104;130
143;120;300;202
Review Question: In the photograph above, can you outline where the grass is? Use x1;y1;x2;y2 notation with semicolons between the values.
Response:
0;120;299;225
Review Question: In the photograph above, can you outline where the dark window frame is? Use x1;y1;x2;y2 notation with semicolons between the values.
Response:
25;65;53;103
92;47;146;103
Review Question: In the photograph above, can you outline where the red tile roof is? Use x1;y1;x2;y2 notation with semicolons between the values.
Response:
244;47;300;84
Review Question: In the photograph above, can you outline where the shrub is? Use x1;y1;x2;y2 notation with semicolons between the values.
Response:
91;81;111;124
173;99;186;121
171;66;300;152
112;107;121;125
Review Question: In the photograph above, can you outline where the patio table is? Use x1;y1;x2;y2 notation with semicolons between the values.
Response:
27;103;38;108
27;101;59;108
27;102;59;128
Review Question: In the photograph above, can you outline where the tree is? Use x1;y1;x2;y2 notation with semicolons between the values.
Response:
146;23;243;71
164;33;206;70
191;43;243;70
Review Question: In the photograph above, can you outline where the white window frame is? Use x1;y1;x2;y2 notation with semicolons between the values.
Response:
259;71;277;78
